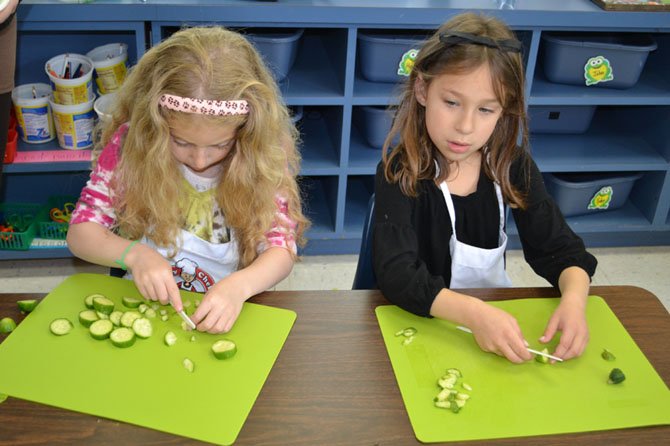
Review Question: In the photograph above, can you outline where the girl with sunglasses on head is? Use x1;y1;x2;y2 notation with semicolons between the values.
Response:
67;26;309;334
373;13;597;363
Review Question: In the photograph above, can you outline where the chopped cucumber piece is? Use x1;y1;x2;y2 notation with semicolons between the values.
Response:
164;331;177;346
601;349;616;361
49;318;73;336
0;317;17;333
92;296;115;315
608;368;626;385
535;348;550;364
160;314;169;322
159;309;167;316
212;339;237;360
138;304;148;314
78;310;99;328
95;311;109;320
151;303;159;311
183;300;192;308
121;296;142;308
435;367;471;413
110;327;136;348
132;317;153;339
120;311;142;328
183;358;195;373
109;311;123;326
402;335;415;346
144;308;157;319
395;326;417;337
84;293;103;309
462;383;473;391
89;319;114;340
446;368;462;378
190;335;196;342
17;299;38;313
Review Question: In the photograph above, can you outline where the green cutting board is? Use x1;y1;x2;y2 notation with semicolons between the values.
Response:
376;296;670;443
0;273;296;445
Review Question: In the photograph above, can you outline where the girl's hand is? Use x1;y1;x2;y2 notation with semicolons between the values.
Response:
190;281;247;334
124;242;184;311
469;303;533;364
540;296;589;362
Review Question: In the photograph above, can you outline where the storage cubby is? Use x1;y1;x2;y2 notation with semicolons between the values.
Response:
3;1;669;259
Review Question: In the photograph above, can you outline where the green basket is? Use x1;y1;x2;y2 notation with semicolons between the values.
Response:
0;203;41;250
38;195;78;240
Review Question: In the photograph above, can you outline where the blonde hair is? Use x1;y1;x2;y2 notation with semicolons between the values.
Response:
96;26;309;267
382;13;530;208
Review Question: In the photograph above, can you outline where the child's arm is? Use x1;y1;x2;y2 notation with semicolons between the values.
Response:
67;222;185;312
430;289;534;363
539;266;591;361
190;246;294;333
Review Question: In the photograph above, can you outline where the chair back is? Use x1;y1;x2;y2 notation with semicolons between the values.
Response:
352;194;377;289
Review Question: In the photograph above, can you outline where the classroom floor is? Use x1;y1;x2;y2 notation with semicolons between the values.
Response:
1;246;669;312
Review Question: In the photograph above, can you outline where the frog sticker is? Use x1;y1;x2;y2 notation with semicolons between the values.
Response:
397;49;419;77
588;186;613;211
584;56;614;86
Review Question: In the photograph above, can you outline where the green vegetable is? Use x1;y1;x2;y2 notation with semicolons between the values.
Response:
92;296;115;315
164;331;177;346
121;296;142;308
435;368;471;413
608;368;626;385
78;310;98;327
110;327;136;348
89;319;114;340
212;339;237;359
0;317;17;334
131;317;153;339
49;318;73;336
17;299;38;313
535;348;550;364
183;358;195;373
601;349;616;361
394;327;417;337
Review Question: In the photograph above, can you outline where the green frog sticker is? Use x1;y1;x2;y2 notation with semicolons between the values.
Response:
397;49;419;77
584;56;614;86
588;186;613;210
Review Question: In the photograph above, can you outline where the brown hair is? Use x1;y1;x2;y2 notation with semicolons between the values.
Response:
95;26;309;266
382;12;530;208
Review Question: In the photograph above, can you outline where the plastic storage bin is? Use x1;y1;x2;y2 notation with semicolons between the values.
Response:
38;195;78;240
354;106;398;149
358;31;428;83
541;33;657;89
544;172;642;217
244;29;304;82
0;203;41;250
529;106;596;134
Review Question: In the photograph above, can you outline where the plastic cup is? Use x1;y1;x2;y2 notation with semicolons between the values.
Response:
49;96;97;150
4;128;18;164
93;92;118;124
87;43;128;95
11;83;56;144
45;53;95;105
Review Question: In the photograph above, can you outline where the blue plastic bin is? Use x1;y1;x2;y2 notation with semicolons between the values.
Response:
541;33;657;89
354;106;399;149
544;172;642;217
358;31;428;83
528;106;596;134
245;29;304;82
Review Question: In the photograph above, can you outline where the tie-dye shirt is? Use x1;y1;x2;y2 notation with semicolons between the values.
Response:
70;123;297;255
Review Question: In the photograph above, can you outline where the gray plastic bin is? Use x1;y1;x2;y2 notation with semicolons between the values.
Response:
358;31;428;83
541;33;657;89
354;106;399;149
245;29;304;82
529;106;596;134
544;172;642;217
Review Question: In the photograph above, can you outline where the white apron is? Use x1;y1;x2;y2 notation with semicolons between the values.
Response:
439;180;512;289
126;229;239;293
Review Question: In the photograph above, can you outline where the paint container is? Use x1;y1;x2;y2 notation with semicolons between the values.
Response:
44;53;95;105
49;96;96;150
87;43;128;95
11;83;56;144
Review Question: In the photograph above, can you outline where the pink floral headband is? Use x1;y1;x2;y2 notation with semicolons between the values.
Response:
158;94;249;116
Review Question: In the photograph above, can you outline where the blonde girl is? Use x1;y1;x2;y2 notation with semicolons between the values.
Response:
374;13;597;363
68;26;309;334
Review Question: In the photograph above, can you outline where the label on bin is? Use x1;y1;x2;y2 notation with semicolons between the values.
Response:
584;56;613;86
397;49;419;77
588;186;613;210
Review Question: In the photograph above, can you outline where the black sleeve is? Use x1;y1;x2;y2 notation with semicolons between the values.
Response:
511;154;597;288
372;162;446;317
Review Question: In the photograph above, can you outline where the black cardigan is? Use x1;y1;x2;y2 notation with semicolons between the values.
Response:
372;152;598;317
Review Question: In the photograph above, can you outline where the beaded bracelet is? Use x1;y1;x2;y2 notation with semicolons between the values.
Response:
114;240;138;271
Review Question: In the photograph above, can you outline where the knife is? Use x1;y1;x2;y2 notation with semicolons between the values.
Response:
455;325;564;362
175;306;196;330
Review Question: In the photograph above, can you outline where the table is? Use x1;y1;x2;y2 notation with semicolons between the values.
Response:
0;286;668;445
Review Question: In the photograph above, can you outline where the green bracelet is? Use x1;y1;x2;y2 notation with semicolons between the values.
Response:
114;240;139;271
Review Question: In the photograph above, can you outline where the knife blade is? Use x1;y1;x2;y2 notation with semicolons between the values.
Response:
176;308;196;330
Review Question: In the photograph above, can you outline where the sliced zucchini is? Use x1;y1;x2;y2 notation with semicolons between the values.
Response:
212;339;237;360
78;310;99;328
109;311;123;326
132;317;153;339
95;311;110;320
164;331;177;346
0;317;17;334
49;318;73;336
110;327;136;348
17;299;38;313
89;319;114;340
120;311;142;328
121;296;142;308
84;293;103;309
92;296;115;315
